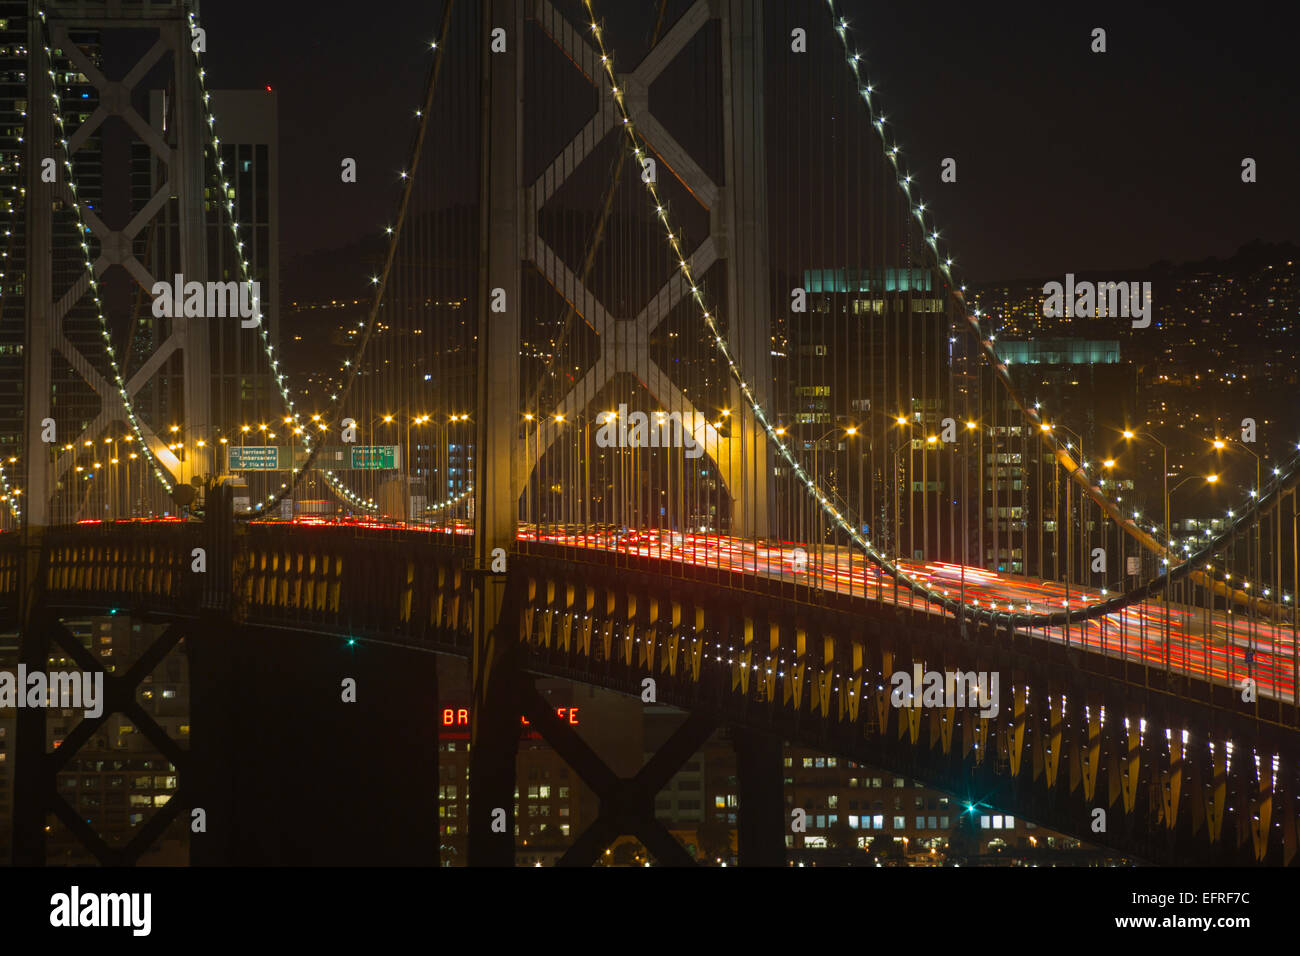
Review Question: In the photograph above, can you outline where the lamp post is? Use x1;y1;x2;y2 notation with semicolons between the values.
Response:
1167;472;1219;668
811;423;857;582
1054;422;1089;585
1039;423;1061;582
451;413;471;518
1121;429;1171;571
523;413;537;533
1101;458;1118;588
963;419;978;571
1213;438;1262;674
812;424;856;490
550;412;565;528
891;416;912;562
922;433;939;561
890;436;911;563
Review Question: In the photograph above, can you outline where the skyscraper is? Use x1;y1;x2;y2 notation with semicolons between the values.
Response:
148;86;279;494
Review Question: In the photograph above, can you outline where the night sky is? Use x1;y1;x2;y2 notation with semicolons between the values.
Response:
199;0;1298;284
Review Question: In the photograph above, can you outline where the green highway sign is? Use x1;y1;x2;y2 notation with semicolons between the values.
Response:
228;445;280;470
351;445;398;470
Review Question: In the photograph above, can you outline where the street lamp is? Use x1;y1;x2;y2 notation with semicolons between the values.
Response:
1211;437;1263;669
1171;473;1217;495
922;435;940;561
889;435;911;561
1211;437;1260;498
1121;428;1170;563
810;424;857;552
890;416;915;564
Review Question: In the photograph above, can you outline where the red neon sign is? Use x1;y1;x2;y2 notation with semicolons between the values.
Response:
441;706;579;727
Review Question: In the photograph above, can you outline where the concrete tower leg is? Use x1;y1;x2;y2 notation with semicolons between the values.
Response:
468;0;524;868
720;0;773;539
173;18;212;481
733;727;786;866
11;3;57;866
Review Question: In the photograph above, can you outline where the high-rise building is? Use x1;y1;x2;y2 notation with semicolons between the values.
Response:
991;339;1139;578
147;87;279;494
779;266;956;558
0;8;105;523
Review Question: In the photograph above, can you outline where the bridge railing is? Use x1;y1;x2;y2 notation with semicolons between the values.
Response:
238;525;476;650
40;521;202;614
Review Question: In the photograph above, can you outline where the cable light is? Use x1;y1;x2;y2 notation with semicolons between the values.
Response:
38;8;173;502
583;0;1291;631
823;0;1297;611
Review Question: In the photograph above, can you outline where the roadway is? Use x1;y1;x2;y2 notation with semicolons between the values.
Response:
95;514;1300;704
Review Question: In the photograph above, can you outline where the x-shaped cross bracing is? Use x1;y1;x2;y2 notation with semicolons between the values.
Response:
517;0;749;500
47;24;190;485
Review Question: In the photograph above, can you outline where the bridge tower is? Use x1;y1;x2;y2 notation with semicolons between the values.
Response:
509;0;775;538
471;0;777;865
13;0;215;865
22;0;214;523
13;0;233;868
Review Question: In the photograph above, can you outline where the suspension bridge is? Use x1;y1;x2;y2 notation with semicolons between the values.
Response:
2;0;1298;866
